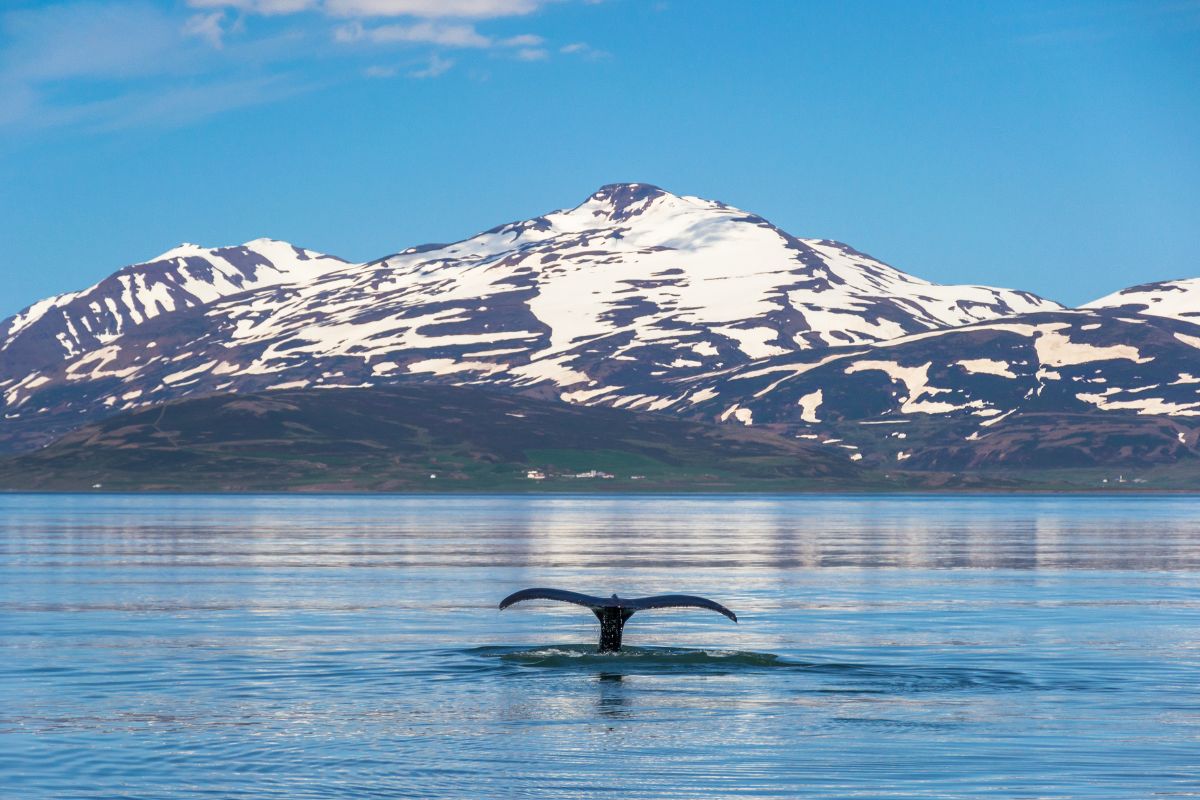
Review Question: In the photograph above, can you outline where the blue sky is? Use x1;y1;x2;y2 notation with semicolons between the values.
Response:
1;0;1198;317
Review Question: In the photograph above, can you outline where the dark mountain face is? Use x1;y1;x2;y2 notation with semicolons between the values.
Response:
662;309;1200;469
672;310;1200;426
894;412;1197;471
0;384;860;492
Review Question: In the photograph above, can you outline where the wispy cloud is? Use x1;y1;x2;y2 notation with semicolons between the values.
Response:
409;53;455;78
1;0;609;133
363;64;398;77
335;19;492;47
1015;1;1200;47
324;0;542;17
187;0;319;14
8;73;312;133
183;10;229;48
83;74;314;131
560;41;607;59
499;33;543;47
362;53;458;80
3;1;188;82
189;0;544;18
0;1;309;131
333;19;549;51
0;83;37;128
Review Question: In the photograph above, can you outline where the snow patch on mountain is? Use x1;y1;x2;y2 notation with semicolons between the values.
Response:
797;389;823;423
957;358;1017;378
1033;329;1151;368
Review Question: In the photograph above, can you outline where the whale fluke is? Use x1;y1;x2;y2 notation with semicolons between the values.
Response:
499;588;614;611
498;587;737;652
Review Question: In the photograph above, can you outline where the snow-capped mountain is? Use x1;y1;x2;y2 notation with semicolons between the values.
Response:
137;183;1056;403
0;183;1061;447
0;239;346;376
1083;278;1200;324
359;182;1060;360
1;182;1196;470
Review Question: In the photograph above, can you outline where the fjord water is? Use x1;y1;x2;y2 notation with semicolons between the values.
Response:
1;495;1197;799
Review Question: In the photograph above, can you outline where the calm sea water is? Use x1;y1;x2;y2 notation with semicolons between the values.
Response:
1;494;1198;799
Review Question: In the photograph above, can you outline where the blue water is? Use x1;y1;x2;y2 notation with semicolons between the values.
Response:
1;494;1198;798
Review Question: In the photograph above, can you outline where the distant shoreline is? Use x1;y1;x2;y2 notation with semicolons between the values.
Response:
4;487;1199;497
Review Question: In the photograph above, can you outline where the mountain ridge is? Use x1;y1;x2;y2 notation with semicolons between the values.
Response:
1084;278;1200;324
1;238;346;373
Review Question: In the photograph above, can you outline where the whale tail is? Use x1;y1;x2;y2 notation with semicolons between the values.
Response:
499;588;737;653
594;606;635;653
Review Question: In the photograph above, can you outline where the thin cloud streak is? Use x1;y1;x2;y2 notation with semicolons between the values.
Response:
560;41;607;59
188;0;544;18
183;11;228;48
335;20;492;47
1014;0;1200;47
6;74;314;133
409;53;455;78
0;2;317;131
324;0;542;17
187;0;319;14
363;64;399;77
2;1;186;81
333;19;546;50
85;74;317;131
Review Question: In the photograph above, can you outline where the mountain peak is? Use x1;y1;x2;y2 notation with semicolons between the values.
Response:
151;242;207;262
590;182;670;204
138;239;346;273
578;182;679;223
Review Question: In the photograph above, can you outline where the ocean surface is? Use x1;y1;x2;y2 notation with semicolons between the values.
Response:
1;494;1198;799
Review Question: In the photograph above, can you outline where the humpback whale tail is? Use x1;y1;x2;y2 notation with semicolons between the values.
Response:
499;588;737;652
